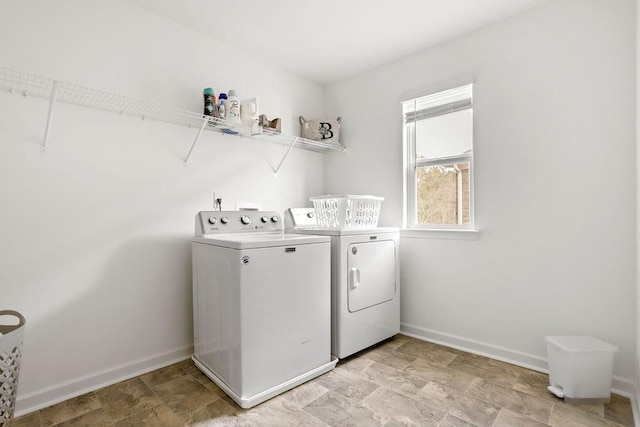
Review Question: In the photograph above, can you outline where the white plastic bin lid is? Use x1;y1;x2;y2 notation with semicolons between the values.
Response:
545;335;619;353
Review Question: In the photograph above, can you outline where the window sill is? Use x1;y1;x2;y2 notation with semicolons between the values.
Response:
401;228;481;240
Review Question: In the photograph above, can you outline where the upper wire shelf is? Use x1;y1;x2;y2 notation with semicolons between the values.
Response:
0;67;346;164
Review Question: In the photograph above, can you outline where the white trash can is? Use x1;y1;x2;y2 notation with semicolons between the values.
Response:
545;335;618;404
0;310;26;426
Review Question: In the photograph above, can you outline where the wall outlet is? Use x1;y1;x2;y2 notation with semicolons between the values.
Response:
213;192;223;210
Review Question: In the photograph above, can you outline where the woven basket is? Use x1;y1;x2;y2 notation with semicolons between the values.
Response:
0;311;25;426
299;116;341;144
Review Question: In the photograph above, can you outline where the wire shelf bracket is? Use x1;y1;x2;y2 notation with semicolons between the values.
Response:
184;117;209;166
273;137;299;177
42;80;59;152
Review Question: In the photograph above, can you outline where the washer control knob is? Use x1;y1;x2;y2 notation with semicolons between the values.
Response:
261;216;269;223
220;216;229;224
208;217;217;224
240;215;251;225
307;211;315;218
271;216;279;223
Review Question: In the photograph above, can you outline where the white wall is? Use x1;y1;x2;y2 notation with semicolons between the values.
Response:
325;0;637;387
636;0;640;411
0;0;327;414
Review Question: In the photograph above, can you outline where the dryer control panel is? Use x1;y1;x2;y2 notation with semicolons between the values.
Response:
195;211;282;236
284;208;318;229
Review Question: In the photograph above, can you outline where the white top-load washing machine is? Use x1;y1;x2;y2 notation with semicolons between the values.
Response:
285;208;400;359
192;210;337;409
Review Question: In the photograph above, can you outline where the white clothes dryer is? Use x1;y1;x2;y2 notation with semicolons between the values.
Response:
285;208;400;359
192;210;337;409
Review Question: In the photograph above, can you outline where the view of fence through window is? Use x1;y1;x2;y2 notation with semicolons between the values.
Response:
416;162;470;225
404;84;473;227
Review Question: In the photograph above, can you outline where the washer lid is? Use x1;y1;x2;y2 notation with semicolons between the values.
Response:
193;233;330;249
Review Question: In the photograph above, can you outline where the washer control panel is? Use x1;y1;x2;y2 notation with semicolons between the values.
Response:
195;211;282;236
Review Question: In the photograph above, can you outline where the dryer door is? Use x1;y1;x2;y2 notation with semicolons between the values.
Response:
347;240;396;312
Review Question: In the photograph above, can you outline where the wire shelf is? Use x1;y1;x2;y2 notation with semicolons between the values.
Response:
0;67;346;161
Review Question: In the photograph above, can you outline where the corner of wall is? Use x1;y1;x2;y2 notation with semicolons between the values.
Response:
635;0;640;423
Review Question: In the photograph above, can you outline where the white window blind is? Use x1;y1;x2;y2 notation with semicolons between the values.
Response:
402;84;473;123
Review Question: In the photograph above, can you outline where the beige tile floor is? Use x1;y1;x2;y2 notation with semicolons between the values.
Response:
12;335;635;426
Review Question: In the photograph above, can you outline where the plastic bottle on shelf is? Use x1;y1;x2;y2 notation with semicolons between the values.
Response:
241;97;260;126
217;93;227;120
202;88;218;118
227;89;241;124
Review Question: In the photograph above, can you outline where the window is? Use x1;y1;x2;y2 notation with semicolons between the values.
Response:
403;84;474;229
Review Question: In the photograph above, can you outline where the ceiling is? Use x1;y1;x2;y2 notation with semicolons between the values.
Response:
126;0;549;85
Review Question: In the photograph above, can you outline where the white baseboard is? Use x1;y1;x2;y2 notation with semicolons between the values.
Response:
14;345;193;418
400;323;636;399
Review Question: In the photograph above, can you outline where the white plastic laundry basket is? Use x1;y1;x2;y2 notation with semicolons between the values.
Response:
0;310;26;426
310;195;383;229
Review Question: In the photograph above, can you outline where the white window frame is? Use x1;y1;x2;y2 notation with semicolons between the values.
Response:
403;83;477;233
